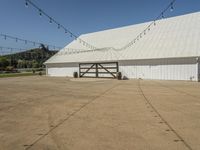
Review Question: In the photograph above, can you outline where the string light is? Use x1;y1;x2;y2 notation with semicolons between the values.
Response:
49;18;52;24
25;0;28;7
25;0;97;50
24;0;176;54
57;24;60;29
0;33;61;49
39;9;42;17
162;12;164;19
0;46;27;55
115;0;176;51
170;3;174;11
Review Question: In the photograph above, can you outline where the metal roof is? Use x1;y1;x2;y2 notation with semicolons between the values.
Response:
45;11;200;64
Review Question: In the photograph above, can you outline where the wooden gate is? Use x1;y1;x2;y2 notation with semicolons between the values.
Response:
79;62;118;78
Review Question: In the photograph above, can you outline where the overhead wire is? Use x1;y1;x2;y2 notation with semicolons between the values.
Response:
24;0;176;55
0;33;61;50
0;46;27;55
118;0;176;51
25;0;97;50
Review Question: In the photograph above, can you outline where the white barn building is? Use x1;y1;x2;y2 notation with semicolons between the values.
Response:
45;12;200;81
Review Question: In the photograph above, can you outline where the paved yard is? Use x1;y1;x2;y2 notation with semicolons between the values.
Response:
0;76;200;150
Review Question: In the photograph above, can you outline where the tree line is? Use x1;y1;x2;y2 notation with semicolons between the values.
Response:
0;45;57;71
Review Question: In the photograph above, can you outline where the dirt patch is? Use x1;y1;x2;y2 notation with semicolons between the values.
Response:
0;76;199;150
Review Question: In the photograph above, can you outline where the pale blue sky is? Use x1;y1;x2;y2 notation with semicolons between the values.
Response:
0;0;200;52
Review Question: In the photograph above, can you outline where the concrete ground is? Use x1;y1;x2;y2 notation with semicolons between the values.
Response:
0;77;200;150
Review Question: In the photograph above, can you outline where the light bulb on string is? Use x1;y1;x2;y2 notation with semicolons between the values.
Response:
49;18;52;24
57;24;60;29
4;35;6;40
39;9;42;17
65;30;67;34
170;3;174;12
161;12;164;19
25;0;28;8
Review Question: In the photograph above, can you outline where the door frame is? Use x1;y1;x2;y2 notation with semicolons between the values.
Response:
79;62;119;78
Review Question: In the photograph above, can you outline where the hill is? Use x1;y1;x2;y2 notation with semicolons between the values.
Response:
1;47;58;69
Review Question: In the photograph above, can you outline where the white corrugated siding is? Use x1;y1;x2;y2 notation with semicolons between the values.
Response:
119;62;197;81
47;63;79;77
45;12;200;81
46;57;198;81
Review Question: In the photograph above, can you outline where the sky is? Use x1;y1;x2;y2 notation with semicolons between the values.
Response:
0;0;200;54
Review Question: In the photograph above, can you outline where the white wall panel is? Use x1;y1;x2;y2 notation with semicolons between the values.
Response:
46;63;79;77
119;58;198;81
46;58;198;81
48;67;78;77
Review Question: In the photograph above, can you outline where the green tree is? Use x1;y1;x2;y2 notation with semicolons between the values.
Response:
17;59;23;68
0;57;9;69
32;61;39;68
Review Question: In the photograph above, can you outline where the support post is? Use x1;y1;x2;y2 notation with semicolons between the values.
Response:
96;63;98;78
197;58;200;82
79;63;81;77
46;65;48;76
116;62;119;72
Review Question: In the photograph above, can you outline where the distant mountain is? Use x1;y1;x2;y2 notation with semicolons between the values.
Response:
5;48;57;61
2;47;58;68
